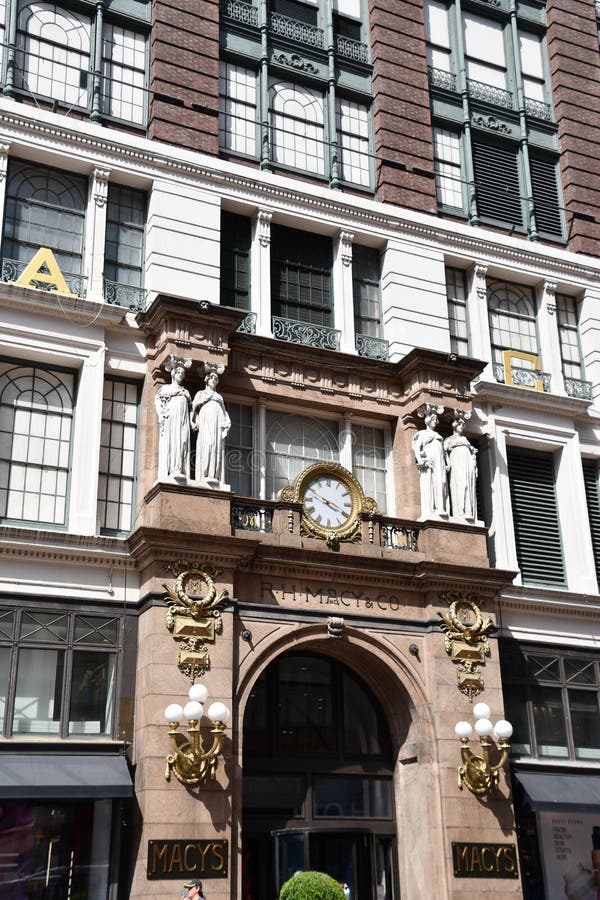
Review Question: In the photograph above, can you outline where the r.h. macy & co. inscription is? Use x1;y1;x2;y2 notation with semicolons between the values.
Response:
261;581;407;613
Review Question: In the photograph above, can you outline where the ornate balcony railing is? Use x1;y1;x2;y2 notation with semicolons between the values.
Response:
1;257;87;298
355;333;389;361
564;376;593;401
231;503;273;533
336;35;369;64
524;97;553;122
272;316;340;351
467;79;513;109
381;522;420;552
428;66;457;93
493;362;552;392
104;279;147;312
237;311;257;334
221;0;259;27
269;12;324;48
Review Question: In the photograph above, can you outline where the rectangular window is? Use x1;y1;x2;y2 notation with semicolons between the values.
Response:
219;62;257;157
271;225;332;327
506;446;565;586
433;129;463;209
0;361;74;526
336;98;370;187
501;643;600;761
487;281;538;368
582;458;600;585
351;424;386;514
425;0;451;72
97;378;139;534
463;13;507;92
269;80;325;175
445;267;469;355
225;403;254;496
101;23;147;126
2;609;120;739
519;31;546;104
352;245;381;339
220;211;251;310
103;184;146;290
556;294;583;381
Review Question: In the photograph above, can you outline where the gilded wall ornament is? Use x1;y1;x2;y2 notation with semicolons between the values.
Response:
164;561;229;680
439;592;495;699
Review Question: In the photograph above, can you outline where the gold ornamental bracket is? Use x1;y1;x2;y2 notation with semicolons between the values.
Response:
278;461;377;549
163;561;230;680
439;592;495;700
455;702;513;797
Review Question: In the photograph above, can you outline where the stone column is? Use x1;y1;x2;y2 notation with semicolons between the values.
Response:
334;230;355;354
84;167;110;303
537;281;564;395
251;210;272;337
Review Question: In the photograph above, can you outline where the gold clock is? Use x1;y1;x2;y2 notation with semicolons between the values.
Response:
279;462;377;547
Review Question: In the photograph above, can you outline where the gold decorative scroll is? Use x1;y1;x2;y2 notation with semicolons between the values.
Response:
439;592;495;700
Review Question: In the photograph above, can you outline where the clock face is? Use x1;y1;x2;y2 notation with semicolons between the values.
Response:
303;474;354;530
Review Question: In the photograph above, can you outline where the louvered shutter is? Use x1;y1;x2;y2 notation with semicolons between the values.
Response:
582;458;600;583
472;138;523;228
507;447;565;586
530;155;563;239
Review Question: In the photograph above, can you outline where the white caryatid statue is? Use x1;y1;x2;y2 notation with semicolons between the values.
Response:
412;404;449;518
155;356;192;480
191;363;231;487
444;410;478;520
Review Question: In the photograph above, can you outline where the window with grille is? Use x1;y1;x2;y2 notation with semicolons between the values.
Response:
556;294;584;381
433;129;463;209
446;267;469;355
101;23;147;125
0;361;74;526
352;245;381;339
271;225;332;326
501;642;600;761
2;159;87;282
265;412;339;499
226;403;254;496
506;446;565;586
336;98;370;187
269;80;325;175
97;378;139;534
219;62;257;157
582;458;600;585
487;281;538;368
220;211;251;310
0;607;121;738
103;184;146;289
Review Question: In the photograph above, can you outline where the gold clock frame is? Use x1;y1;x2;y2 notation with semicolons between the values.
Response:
279;461;377;548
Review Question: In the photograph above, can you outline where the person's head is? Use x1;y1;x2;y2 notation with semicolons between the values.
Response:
205;371;219;388
424;412;438;429
184;880;203;898
172;366;186;384
453;418;465;434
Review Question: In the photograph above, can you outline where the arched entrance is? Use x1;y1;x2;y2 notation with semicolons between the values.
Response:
241;651;399;900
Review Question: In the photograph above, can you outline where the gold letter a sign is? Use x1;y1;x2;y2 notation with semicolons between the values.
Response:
12;247;75;296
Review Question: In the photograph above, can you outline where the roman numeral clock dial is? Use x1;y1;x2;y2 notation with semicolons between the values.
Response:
278;462;378;548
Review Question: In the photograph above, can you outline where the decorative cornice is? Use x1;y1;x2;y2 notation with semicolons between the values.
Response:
0;527;133;567
472;376;592;419
497;586;600;620
0;105;599;287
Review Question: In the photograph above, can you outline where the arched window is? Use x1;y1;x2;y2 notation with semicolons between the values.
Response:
3;159;87;278
269;80;325;174
16;1;91;108
0;363;74;525
487;280;538;366
265;412;339;498
243;652;398;898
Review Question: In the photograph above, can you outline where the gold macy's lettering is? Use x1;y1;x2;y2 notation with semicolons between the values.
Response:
12;247;75;296
149;840;228;877
453;842;517;878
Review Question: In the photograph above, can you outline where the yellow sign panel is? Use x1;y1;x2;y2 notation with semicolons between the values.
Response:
502;348;544;391
11;247;75;296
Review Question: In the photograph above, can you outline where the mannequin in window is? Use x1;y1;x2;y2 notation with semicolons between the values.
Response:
155;357;192;480
412;404;449;517
444;411;478;520
191;365;231;485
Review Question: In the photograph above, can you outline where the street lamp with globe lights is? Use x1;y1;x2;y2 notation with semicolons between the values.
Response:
454;702;513;796
164;684;231;787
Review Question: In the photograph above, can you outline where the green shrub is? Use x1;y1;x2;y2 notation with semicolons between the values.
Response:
279;870;346;900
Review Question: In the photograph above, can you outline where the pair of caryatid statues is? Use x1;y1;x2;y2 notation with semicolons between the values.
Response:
155;356;231;487
412;404;478;521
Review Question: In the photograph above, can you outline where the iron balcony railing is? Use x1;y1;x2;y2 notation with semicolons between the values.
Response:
564;376;593;401
268;12;324;49
221;0;259;27
493;362;551;392
103;279;147;312
428;66;457;93
237;311;257;334
272;316;341;351
336;35;369;64
1;257;87;298
355;333;389;361
467;78;513;109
